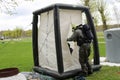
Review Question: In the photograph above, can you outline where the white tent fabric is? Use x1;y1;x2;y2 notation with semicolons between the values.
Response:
38;9;82;72
38;10;57;71
59;9;82;71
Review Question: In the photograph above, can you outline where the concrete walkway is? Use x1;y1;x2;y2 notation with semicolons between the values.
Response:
100;57;120;66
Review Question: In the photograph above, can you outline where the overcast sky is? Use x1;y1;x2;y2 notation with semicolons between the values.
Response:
0;0;119;31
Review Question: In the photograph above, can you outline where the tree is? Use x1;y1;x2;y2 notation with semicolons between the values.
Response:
81;0;96;14
81;0;97;12
25;30;32;37
2;30;10;38
97;0;109;31
14;27;23;38
81;0;110;31
93;14;99;28
0;0;32;15
0;0;18;14
1;28;32;39
80;0;99;28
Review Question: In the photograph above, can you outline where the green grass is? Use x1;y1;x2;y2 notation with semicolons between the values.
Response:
97;31;104;37
97;32;106;56
87;66;120;80
99;43;106;57
0;33;120;80
0;38;33;71
98;37;105;42
88;32;120;80
90;43;106;60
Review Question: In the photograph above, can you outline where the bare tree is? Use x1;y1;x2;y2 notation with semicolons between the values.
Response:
0;0;32;15
81;0;97;12
84;0;90;7
97;0;109;31
81;0;99;28
0;0;18;14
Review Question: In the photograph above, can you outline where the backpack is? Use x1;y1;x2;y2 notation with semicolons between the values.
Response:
76;24;93;46
81;24;94;43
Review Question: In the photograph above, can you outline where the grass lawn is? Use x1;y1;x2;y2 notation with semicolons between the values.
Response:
87;66;120;80
87;32;120;80
0;38;33;71
0;33;120;80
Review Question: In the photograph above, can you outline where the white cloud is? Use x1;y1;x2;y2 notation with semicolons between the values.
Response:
0;0;80;31
0;0;119;31
107;0;120;25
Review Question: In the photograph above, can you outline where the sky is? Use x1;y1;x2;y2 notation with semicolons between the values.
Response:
0;0;80;31
0;0;120;31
